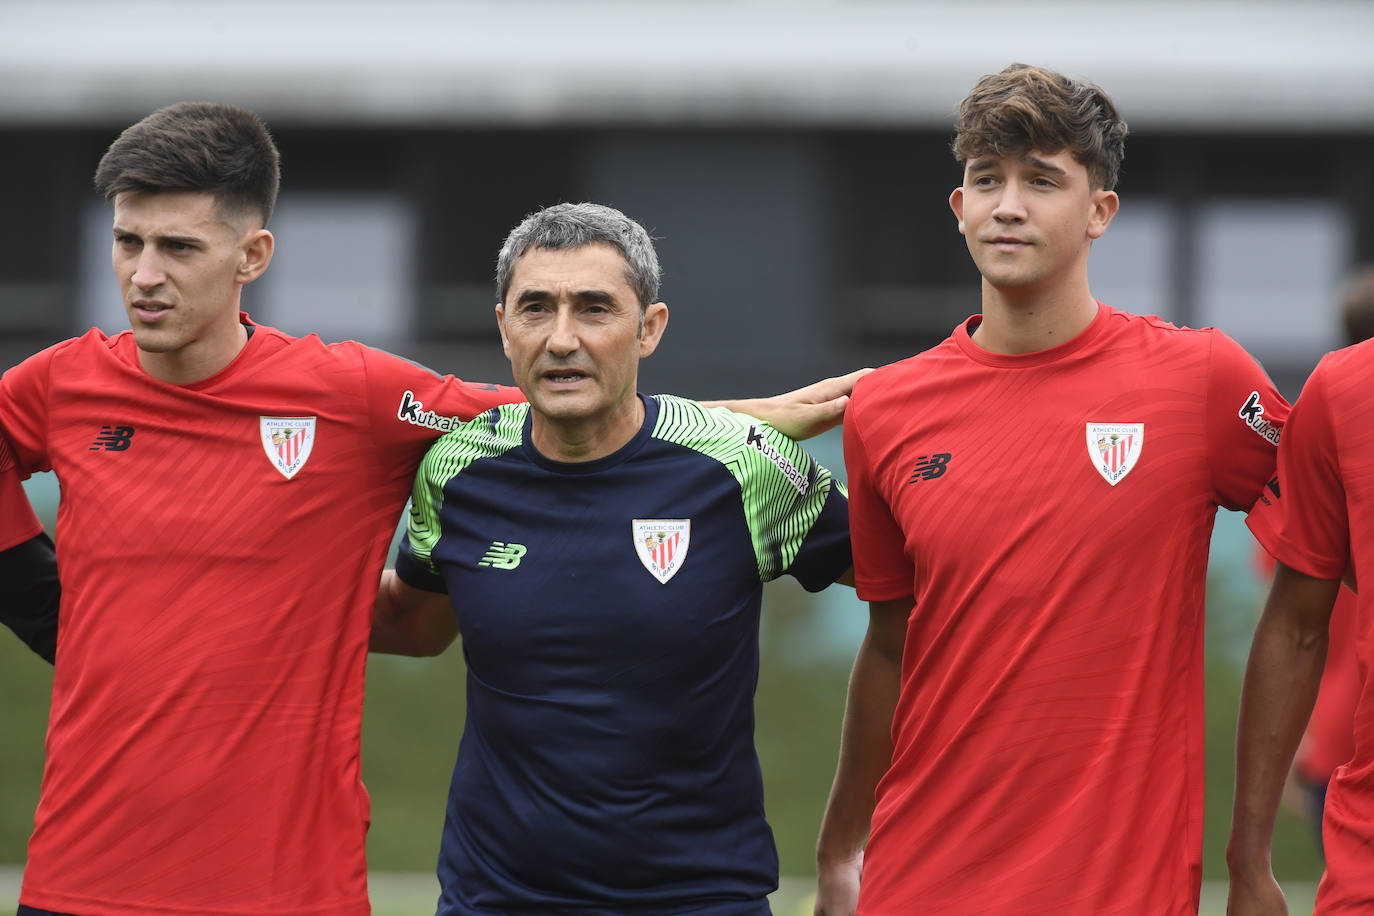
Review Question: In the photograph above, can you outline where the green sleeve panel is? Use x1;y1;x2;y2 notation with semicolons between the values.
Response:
651;394;837;583
406;403;529;575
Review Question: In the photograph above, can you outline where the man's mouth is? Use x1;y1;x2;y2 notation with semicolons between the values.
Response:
131;300;172;320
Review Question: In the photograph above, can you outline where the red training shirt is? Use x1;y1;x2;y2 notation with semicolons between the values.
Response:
845;303;1285;915
1253;337;1374;914
0;316;517;916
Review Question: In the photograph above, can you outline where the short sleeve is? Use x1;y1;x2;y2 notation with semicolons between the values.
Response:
0;342;60;474
394;533;448;594
393;437;452;593
1204;331;1288;515
730;415;850;590
783;482;851;592
1268;358;1349;581
844;403;915;602
0;436;42;551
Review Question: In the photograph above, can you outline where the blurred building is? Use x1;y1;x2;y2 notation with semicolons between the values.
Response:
2;0;1372;399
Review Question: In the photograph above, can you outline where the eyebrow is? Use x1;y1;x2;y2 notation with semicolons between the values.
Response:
112;226;206;246
966;155;1070;177
514;288;618;306
1023;155;1069;177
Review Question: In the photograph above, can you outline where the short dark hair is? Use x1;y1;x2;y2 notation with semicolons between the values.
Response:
93;102;281;227
952;63;1128;192
495;202;661;310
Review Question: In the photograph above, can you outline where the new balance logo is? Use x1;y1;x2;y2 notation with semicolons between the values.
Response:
1258;475;1281;507
90;425;135;451
478;541;527;570
907;453;951;483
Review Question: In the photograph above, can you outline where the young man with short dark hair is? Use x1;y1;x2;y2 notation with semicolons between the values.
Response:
814;64;1287;914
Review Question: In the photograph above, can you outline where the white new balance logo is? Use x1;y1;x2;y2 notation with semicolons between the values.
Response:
478;541;527;570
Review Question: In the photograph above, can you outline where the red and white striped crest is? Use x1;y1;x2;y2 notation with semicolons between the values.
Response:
1085;422;1144;486
632;519;691;584
260;416;317;480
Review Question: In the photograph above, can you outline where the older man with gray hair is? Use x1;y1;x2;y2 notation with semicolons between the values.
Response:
372;201;854;915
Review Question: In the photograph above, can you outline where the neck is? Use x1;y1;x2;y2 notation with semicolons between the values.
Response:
138;316;249;385
530;394;645;463
971;278;1099;355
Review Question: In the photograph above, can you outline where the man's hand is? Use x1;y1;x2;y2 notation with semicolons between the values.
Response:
708;368;871;440
814;850;862;916
1225;867;1287;915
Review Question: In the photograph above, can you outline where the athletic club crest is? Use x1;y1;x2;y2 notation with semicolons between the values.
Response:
1086;422;1144;486
260;416;317;480
632;519;691;584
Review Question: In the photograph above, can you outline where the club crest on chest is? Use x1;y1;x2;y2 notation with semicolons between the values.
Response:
632;519;691;584
260;416;317;480
1086;422;1144;486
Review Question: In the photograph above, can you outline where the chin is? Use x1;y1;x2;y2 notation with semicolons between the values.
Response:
129;329;185;354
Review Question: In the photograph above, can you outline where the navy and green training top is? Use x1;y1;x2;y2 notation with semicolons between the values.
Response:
396;394;851;915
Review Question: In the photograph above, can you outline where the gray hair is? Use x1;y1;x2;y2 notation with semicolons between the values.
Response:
495;202;661;309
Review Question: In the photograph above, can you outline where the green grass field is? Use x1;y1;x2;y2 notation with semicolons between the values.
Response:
0;869;1321;915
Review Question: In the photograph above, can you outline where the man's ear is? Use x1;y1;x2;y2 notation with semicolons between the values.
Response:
638;302;669;357
495;303;510;359
237;229;274;284
949;187;967;236
1087;189;1120;240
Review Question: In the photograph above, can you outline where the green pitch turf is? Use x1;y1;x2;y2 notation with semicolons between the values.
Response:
0;869;1321;914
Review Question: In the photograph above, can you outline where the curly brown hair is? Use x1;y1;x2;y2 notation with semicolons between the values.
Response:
952;63;1127;192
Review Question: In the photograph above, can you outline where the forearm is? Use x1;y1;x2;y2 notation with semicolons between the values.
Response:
370;570;458;657
0;531;60;664
817;631;902;864
1227;570;1337;876
702;369;868;441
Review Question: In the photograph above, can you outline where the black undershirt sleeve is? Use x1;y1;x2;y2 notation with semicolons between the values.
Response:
0;531;60;664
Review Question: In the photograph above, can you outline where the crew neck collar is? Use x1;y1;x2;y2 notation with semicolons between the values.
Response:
954;302;1110;368
522;394;657;474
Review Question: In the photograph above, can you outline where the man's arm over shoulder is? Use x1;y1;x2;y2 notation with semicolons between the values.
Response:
707;368;870;441
814;597;911;916
355;343;523;454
